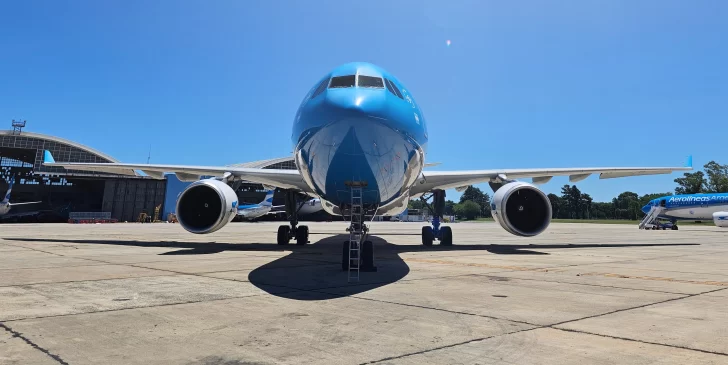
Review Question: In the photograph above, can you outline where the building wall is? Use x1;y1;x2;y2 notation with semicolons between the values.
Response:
102;178;166;222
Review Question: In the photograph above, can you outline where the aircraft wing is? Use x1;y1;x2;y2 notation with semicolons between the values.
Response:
410;164;693;196
9;201;42;206
42;151;313;193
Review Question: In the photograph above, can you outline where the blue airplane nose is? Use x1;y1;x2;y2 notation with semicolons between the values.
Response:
641;204;651;214
324;88;385;116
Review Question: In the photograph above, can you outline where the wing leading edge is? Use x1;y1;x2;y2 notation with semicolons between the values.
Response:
410;163;693;196
42;151;313;193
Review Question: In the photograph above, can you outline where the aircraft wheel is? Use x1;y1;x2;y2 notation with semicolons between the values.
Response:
295;225;309;245
440;226;453;246
672;225;679;230
277;225;290;245
422;226;434;246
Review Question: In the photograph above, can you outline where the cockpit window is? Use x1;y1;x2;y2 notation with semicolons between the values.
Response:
384;78;403;99
357;75;384;88
329;75;356;88
310;78;329;99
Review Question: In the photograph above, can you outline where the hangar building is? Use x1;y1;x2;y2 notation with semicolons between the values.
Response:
0;129;166;222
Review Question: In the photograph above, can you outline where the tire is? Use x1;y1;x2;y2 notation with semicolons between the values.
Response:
296;225;309;245
440;226;453;246
277;225;290;245
341;241;351;271
361;240;373;269
672;225;679;231
422;226;434;246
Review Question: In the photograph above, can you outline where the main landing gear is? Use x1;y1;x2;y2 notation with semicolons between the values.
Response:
277;190;309;246
420;189;453;246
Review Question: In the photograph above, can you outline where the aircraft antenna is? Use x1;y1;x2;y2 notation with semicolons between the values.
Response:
147;145;151;164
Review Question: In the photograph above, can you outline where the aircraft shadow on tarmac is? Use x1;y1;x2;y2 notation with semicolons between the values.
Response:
6;236;699;301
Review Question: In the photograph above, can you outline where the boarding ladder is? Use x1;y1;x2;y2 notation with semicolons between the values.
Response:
348;187;364;282
639;205;665;229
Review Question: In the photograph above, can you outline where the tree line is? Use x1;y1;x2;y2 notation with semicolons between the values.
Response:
408;160;728;221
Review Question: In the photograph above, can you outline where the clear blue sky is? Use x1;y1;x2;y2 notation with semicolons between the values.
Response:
1;1;726;202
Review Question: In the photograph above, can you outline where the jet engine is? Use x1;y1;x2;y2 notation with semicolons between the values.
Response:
176;179;239;234
713;212;728;228
491;181;552;237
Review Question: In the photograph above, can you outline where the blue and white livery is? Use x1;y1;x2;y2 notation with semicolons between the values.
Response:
0;177;42;217
42;62;692;271
640;193;728;229
236;190;323;220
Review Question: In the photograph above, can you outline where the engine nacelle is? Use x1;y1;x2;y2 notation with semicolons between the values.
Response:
713;212;728;228
491;181;552;237
176;179;238;234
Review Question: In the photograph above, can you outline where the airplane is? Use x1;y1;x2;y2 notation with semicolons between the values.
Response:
42;61;693;274
0;177;42;218
640;193;728;229
236;190;323;220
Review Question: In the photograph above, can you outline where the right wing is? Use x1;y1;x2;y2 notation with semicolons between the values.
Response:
43;150;313;193
411;165;693;196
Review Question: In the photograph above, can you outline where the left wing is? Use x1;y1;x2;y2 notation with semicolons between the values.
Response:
42;151;313;193
410;164;692;196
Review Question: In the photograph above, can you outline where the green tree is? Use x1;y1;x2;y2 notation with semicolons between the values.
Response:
674;171;707;195
547;193;563;219
560;185;583;219
408;199;425;210
703;161;728;193
580;193;593;219
455;200;480;220
459;186;491;217
444;200;456;216
612;191;640;220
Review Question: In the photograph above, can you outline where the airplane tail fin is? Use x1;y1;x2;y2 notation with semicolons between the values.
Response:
2;178;13;204
685;155;693;169
259;190;275;207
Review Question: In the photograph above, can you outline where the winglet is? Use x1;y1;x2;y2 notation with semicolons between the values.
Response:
685;155;693;168
43;150;56;164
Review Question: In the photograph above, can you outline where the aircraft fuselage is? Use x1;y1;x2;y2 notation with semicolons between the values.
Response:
292;62;427;215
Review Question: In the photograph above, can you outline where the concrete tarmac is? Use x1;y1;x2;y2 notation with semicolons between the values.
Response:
0;222;726;365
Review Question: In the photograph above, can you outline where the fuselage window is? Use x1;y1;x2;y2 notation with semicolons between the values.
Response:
329;75;356;88
358;75;384;88
310;78;330;99
385;78;404;99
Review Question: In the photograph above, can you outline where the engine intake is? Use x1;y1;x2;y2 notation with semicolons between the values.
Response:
176;179;238;234
492;181;552;237
713;212;728;228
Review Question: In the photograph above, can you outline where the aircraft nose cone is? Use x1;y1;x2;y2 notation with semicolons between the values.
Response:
325;89;383;116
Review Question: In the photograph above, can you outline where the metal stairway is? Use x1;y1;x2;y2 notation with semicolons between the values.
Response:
639;205;665;229
348;187;364;282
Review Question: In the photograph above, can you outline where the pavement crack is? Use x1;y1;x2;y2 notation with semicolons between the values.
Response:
552;327;728;357
339;295;539;327
550;286;728;327
360;327;540;364
0;322;70;365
